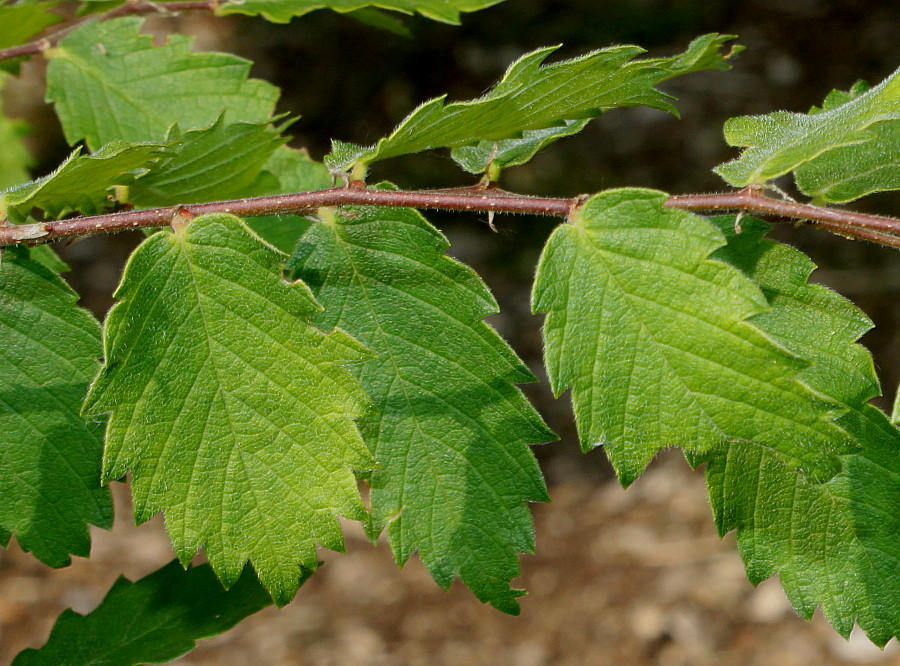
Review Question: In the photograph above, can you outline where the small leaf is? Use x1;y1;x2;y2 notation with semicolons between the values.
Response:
288;198;554;613
532;188;849;484
714;68;899;188
129;117;287;208
82;213;374;605
0;246;111;566
13;560;280;666
217;0;504;24
1;141;167;223
328;34;738;173
793;81;899;203
46;17;279;149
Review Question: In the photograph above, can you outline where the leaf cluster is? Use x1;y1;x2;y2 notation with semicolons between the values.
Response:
1;1;898;662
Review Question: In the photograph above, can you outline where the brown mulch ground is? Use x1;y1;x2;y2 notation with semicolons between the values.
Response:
2;450;898;665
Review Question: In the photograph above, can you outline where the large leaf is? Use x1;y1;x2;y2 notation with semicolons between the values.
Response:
1;141;167;223
218;0;503;24
46;17;279;149
129;117;286;208
701;216;900;645
714;68;899;188
448;33;741;176
327;34;738;174
288;199;553;613
13;560;279;665
531;188;849;485
0;246;111;566
82;213;374;605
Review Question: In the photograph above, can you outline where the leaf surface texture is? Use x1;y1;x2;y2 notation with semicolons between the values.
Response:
714;68;899;189
532;189;849;484
288;201;553;613
327;34;738;173
83;213;373;605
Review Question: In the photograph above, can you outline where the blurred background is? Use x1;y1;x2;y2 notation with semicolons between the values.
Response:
1;0;899;663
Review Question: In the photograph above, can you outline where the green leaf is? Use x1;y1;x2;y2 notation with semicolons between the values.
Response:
13;560;280;665
287;199;554;613
709;216;879;408
793;81;900;203
893;390;899;426
217;0;504;24
46;16;279;149
245;146;332;253
714;68;899;188
1;141;167;223
450;119;589;176
82;213;374;605
697;216;900;645
705;407;900;646
449;33;742;176
0;1;63;74
0;1;61;47
0;246;111;566
531;188;849;485
129;117;287;208
0;104;31;190
328;34;738;174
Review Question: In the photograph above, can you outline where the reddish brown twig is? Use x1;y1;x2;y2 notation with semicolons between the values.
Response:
1;185;897;248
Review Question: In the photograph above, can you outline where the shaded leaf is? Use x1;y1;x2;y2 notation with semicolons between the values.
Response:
532;188;849;484
82;213;374;605
46;17;279;149
1;141;167;223
0;246;111;566
328;34;738;173
714;68;899;188
13;560;280;665
0;97;32;189
701;215;900;645
288;198;553;613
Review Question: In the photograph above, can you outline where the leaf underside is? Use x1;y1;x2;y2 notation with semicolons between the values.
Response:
288;199;553;613
532;188;850;485
714;67;899;192
13;560;279;666
703;216;900;646
328;34;739;173
1;141;167;223
0;247;111;567
82;213;373;605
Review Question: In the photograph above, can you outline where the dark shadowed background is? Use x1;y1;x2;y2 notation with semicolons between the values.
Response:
1;1;898;663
